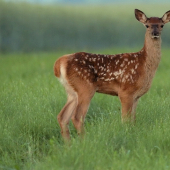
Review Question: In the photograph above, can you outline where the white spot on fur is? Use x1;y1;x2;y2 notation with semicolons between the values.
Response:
122;77;126;83
115;60;119;65
129;75;134;83
125;75;129;79
104;77;115;81
124;65;127;70
93;58;96;62
120;63;124;67
114;69;122;77
94;69;97;74
114;72;119;76
99;66;104;71
131;68;135;74
135;64;139;69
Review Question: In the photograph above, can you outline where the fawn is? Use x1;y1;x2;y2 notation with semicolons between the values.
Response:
54;9;170;141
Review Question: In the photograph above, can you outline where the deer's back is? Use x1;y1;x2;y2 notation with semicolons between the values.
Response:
55;52;151;97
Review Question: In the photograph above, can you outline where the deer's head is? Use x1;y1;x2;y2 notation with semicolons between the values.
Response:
135;9;170;39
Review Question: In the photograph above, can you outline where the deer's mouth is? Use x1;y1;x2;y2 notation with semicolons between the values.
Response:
152;35;160;39
151;32;160;39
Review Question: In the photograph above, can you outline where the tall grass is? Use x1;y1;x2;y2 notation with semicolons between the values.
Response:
0;48;170;169
0;1;170;52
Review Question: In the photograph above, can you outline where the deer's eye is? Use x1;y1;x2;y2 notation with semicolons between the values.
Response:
161;25;164;28
145;25;149;28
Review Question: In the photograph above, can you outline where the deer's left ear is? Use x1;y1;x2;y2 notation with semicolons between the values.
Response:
162;10;170;23
135;9;147;24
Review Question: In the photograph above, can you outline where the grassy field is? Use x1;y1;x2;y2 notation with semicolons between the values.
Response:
0;48;170;170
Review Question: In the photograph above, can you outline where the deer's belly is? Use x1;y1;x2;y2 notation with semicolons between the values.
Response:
96;82;119;96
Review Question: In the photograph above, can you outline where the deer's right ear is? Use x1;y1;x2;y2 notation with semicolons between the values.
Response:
135;9;147;24
162;10;170;23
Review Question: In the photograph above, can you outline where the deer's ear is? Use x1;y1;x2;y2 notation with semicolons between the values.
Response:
135;9;147;24
162;10;170;23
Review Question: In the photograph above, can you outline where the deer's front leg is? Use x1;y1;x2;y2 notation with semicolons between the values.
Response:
119;95;138;123
131;98;139;122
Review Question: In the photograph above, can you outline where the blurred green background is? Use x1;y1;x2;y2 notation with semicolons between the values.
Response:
0;0;170;53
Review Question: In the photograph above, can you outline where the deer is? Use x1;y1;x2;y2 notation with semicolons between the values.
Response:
54;9;170;141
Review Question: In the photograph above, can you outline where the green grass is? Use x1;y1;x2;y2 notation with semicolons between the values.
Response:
0;48;170;170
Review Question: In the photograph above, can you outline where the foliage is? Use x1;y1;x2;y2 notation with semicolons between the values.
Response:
0;1;170;52
0;48;170;169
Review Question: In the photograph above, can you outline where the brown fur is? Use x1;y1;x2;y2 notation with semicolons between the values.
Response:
54;57;61;77
54;9;170;141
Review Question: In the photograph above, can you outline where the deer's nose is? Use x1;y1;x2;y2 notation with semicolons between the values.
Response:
152;31;159;38
153;32;159;36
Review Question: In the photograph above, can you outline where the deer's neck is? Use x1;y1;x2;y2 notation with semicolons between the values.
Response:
143;31;162;71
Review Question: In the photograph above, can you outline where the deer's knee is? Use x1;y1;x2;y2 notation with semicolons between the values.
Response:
57;113;63;124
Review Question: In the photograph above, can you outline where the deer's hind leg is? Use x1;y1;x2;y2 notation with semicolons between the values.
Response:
71;88;95;137
57;86;78;141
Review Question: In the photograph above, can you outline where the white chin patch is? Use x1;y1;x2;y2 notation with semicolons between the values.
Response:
152;36;159;39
